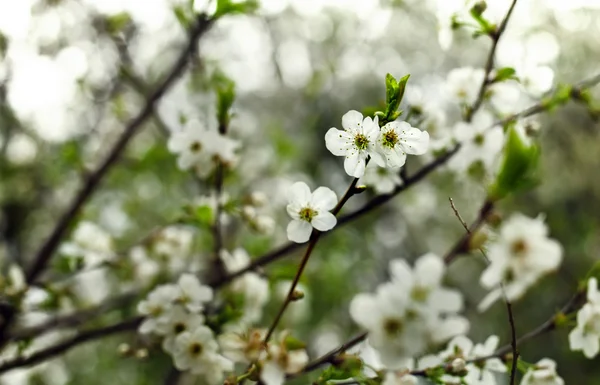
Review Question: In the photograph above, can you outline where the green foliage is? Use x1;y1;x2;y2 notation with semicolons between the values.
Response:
214;72;236;129
215;0;259;18
283;334;306;350
469;1;495;37
488;124;540;201
376;73;410;124
493;67;517;83
105;12;132;35
316;355;365;384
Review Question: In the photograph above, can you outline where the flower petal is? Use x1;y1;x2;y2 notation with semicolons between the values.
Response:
414;253;444;287
325;128;353;156
397;124;429;155
312;212;337;232
288;182;311;206
344;153;366;178
342;110;364;132
287;220;312;243
311;187;338;211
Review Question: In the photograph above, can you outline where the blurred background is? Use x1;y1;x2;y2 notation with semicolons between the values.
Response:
0;0;600;384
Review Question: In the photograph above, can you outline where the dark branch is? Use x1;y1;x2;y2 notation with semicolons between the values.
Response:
466;0;519;121
0;317;142;374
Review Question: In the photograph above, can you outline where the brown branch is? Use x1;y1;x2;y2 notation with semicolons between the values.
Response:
0;317;142;374
163;366;182;385
449;197;469;232
7;292;138;342
466;0;519;122
287;332;368;380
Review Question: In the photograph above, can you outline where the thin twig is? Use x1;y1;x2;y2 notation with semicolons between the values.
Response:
449;197;469;232
443;200;493;263
287;332;368;380
466;0;519;122
448;201;518;385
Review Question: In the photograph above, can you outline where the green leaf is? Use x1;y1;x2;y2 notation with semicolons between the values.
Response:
173;5;193;28
283;335;306;350
493;67;517;83
195;205;214;225
215;0;259;18
105;12;132;35
214;73;236;129
383;73;410;123
469;2;495;36
488;124;540;201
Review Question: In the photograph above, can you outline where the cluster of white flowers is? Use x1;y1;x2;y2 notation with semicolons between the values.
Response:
137;274;233;383
350;253;468;368
418;335;506;384
479;213;563;311
569;277;600;358
219;329;309;385
325;110;429;178
168;119;240;177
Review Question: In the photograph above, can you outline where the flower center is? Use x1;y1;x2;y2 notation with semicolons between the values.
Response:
354;134;369;150
410;286;429;302
383;318;404;336
190;141;202;152
298;207;318;222
382;129;398;149
189;342;203;356
510;239;528;256
473;133;485;145
174;322;186;334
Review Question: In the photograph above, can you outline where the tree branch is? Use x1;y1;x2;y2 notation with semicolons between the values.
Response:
466;0;519;121
0;317;142;374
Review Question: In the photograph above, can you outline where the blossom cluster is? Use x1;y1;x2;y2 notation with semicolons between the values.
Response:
325;110;429;178
350;253;468;368
479;213;563;311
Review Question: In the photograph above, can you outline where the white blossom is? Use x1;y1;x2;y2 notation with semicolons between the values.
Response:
286;181;337;243
448;111;504;175
137;285;179;334
174;274;213;313
371;121;429;169
325;110;380;177
218;328;266;363
445;67;486;106
259;332;309;385
171;326;233;384
383;370;418;385
569;277;600;358
167;120;240;177
358;163;403;194
479;214;563;311
466;335;507;385
520;358;564;385
159;306;205;353
60;221;113;267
